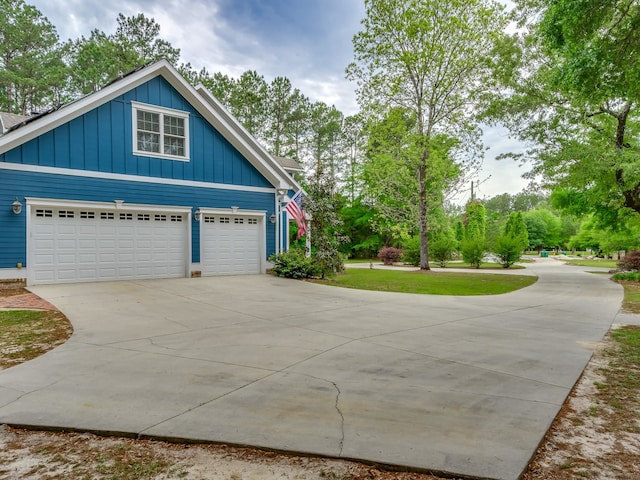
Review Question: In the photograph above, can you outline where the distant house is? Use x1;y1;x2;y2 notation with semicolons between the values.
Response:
0;60;300;285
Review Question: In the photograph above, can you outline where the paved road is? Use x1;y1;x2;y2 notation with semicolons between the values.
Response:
0;259;623;480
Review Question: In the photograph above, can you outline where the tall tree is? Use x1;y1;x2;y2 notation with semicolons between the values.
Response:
65;29;120;95
228;70;268;138
307;101;344;186
265;76;293;157
347;0;508;269
489;0;640;227
0;0;65;114
113;13;180;71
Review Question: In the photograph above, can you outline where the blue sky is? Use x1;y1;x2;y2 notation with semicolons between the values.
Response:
35;0;531;200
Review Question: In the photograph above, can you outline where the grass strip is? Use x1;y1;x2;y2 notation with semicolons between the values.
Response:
314;269;537;295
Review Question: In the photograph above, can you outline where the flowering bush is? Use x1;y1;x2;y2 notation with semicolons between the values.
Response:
618;250;640;272
378;246;403;265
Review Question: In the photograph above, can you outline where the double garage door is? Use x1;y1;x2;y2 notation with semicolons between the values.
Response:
27;201;264;285
29;204;189;285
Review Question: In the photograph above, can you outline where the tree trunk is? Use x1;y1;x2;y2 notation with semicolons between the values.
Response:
612;102;640;213
419;147;430;270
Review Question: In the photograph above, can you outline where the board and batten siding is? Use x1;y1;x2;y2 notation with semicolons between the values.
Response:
0;169;276;269
0;77;271;189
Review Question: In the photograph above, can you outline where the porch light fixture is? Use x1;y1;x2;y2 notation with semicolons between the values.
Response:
194;209;201;221
12;198;22;215
269;213;277;224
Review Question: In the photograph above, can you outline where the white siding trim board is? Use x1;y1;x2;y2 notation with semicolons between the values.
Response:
0;162;276;194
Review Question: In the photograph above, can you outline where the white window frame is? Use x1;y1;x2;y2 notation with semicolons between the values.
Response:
132;101;190;161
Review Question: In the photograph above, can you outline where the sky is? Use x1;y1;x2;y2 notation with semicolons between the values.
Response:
35;0;532;201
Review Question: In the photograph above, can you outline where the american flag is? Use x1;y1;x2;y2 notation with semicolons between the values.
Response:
285;190;307;239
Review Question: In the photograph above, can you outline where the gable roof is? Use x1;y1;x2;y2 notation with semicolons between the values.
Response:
0;112;31;134
274;156;304;173
0;60;296;191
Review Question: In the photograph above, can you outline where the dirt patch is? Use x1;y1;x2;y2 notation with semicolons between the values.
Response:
0;310;73;370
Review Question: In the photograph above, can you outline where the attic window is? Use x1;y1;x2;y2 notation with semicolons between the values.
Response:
132;102;189;161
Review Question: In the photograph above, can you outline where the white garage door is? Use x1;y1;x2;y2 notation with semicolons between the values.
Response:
201;214;261;275
29;205;188;285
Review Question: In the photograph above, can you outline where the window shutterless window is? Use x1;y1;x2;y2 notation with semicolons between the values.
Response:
132;102;189;161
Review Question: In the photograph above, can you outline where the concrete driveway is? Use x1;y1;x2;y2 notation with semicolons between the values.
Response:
0;259;623;480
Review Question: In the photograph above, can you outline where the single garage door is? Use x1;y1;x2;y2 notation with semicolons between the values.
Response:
29;204;188;284
201;214;261;275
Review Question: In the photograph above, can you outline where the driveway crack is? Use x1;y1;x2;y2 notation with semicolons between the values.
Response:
332;381;345;456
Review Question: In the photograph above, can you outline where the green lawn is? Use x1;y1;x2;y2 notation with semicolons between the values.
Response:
563;259;617;268
314;268;537;295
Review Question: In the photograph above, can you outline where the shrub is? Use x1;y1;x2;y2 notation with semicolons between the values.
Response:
269;249;320;279
618;250;640;272
460;238;486;269
401;237;420;266
493;235;523;268
378;246;403;265
430;237;456;268
613;272;640;282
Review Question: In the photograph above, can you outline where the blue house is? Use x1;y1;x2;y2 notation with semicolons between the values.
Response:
0;60;299;285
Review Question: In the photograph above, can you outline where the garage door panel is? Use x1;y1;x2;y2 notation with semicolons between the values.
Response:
30;205;187;284
201;216;261;276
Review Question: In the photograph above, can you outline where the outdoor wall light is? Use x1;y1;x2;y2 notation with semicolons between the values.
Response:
12;198;22;215
194;209;201;221
269;213;277;224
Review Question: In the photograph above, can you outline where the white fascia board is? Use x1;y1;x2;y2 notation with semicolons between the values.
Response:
195;84;301;192
26;197;193;213
198;207;266;217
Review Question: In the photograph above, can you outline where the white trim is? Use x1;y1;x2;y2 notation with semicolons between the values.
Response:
25;198;192;285
0;268;27;280
131;101;190;162
26;197;193;213
0;162;276;194
196;207;266;216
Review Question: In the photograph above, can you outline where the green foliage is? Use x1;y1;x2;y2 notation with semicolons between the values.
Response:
113;13;180;70
494;235;523;268
269;249;320;279
460;238;486;269
429;236;456;268
304;181;347;278
487;1;640;225
348;0;507;269
340;198;384;259
613;272;640;282
463;200;486;241
504;211;529;250
0;0;64;114
524;209;562;249
401;236;420;266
